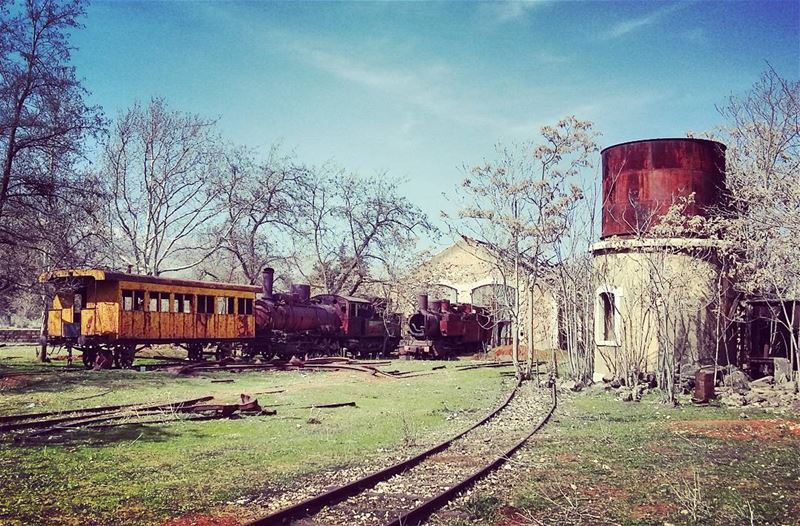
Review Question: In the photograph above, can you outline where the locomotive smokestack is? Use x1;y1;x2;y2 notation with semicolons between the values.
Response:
417;294;429;311
262;268;275;299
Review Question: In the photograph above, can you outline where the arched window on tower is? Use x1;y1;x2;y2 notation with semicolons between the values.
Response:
595;287;621;346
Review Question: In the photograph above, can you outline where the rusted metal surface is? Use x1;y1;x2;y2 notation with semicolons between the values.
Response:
300;401;356;409
243;381;524;526
601;138;726;239
693;369;716;403
0;396;214;432
405;294;492;358
10;395;267;439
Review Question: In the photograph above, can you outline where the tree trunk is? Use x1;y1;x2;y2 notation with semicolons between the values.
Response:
512;255;520;377
39;300;49;363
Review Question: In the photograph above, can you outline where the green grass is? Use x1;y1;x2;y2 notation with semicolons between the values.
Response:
0;345;512;526
500;388;800;526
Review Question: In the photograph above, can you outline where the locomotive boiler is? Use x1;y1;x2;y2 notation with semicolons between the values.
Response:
401;294;491;359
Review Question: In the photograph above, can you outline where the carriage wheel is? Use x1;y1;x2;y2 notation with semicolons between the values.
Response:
118;345;136;369
215;343;232;361
187;344;204;362
82;347;98;369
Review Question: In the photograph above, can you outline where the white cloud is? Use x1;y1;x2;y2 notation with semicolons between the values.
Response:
532;50;573;64
283;38;520;131
682;27;707;44
479;0;549;25
602;2;685;40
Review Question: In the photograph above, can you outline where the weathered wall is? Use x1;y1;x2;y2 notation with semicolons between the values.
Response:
592;238;727;382
407;238;559;351
0;329;40;343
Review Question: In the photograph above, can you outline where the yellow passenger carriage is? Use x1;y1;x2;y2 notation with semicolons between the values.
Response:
40;269;260;368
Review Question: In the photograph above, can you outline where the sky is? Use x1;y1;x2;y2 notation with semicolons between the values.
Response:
70;0;799;245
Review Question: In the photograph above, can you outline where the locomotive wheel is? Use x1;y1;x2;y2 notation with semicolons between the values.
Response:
240;343;256;360
95;349;114;370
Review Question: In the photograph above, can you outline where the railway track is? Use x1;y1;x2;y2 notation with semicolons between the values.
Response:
245;380;556;526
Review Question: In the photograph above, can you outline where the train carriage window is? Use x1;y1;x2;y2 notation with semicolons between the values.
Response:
197;295;214;314
160;293;170;313
214;296;235;315
133;290;144;311
237;298;254;315
122;290;133;311
184;294;194;313
148;292;169;312
173;293;193;313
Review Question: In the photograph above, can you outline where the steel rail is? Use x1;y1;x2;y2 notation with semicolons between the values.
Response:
383;384;557;526
0;396;215;432
243;380;523;526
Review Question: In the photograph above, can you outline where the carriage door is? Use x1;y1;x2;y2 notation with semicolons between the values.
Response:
67;287;87;337
354;303;368;337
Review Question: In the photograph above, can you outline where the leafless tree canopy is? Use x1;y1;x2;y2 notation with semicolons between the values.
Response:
452;116;598;378
200;145;307;284
102;97;223;275
295;170;434;296
0;0;103;322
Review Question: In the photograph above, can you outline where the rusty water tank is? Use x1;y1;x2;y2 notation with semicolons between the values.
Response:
601;139;726;239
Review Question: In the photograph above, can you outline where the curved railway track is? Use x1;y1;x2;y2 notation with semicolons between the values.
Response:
245;380;557;526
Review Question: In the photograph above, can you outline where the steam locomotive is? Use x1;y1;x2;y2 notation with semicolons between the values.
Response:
255;268;401;359
400;293;493;359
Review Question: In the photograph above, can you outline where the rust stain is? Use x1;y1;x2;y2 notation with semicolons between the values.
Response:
601;138;726;239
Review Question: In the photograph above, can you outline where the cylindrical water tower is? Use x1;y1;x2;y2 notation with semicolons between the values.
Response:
592;138;730;382
601;138;726;238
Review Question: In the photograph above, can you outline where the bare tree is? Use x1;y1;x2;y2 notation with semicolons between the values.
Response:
451;116;598;379
717;66;800;383
199;145;306;284
295;169;434;296
549;178;598;384
102;98;223;275
0;0;102;220
0;0;103;353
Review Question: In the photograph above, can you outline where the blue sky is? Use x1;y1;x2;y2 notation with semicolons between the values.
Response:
71;0;799;240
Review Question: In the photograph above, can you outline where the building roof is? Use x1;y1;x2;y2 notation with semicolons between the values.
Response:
39;269;261;293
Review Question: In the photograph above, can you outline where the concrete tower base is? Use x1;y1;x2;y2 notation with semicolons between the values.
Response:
592;238;730;383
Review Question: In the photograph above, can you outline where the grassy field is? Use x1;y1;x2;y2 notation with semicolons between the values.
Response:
453;389;800;526
0;345;512;526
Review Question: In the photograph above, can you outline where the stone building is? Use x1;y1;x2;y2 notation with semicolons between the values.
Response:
407;237;559;353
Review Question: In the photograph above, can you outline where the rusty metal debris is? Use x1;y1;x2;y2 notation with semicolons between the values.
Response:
0;396;214;430
4;394;271;439
301;402;356;409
